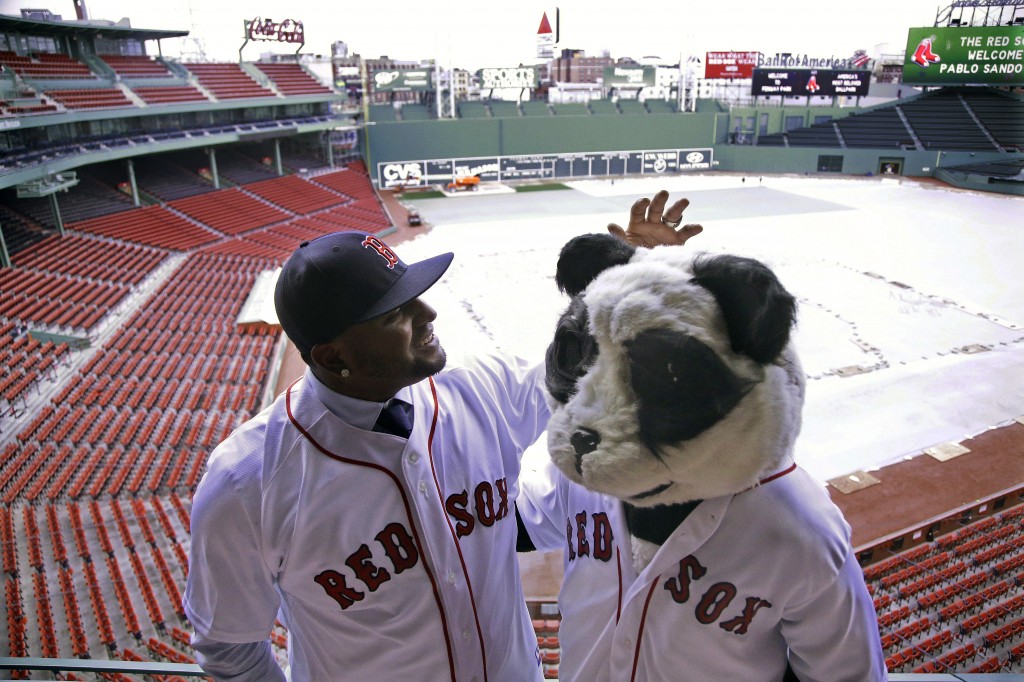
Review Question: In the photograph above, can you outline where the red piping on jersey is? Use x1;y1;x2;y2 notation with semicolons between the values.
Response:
757;462;794;489
747;462;798;491
631;580;660;682
424;376;490;682
285;381;457;682
616;546;623;623
628;462;798;680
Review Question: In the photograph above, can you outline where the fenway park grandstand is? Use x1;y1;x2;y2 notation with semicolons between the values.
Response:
1;1;1023;679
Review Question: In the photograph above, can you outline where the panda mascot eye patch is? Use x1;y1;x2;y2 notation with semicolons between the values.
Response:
626;328;755;449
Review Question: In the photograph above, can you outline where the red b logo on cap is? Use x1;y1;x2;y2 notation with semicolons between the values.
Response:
362;236;399;269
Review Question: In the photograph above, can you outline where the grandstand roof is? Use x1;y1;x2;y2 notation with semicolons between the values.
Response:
0;14;188;41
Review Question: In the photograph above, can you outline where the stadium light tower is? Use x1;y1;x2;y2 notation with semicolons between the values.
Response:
435;54;456;120
936;0;1024;27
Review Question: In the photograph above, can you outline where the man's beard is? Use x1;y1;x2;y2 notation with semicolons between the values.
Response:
355;344;447;383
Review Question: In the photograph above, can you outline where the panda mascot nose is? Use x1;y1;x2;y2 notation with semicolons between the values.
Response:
570;428;601;474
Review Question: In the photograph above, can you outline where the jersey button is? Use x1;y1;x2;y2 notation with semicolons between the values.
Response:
462;629;471;640
408;452;420;464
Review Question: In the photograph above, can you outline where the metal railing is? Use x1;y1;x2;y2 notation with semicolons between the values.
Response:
0;656;205;678
3;657;1024;681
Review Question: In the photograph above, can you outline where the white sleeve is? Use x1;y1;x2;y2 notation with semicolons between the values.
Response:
781;549;887;682
183;450;282;644
191;636;287;682
465;353;551;453
516;458;568;553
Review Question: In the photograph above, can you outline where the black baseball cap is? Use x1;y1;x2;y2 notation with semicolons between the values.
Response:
274;231;453;355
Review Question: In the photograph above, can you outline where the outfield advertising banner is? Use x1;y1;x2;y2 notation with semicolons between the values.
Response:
376;148;713;187
603;66;656;87
479;67;540;89
902;26;1024;85
705;51;759;79
372;69;432;92
752;68;871;97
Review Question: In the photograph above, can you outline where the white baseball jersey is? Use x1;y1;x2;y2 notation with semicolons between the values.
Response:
518;458;887;682
184;353;549;682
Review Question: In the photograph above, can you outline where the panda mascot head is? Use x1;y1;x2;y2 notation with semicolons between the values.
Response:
545;233;803;507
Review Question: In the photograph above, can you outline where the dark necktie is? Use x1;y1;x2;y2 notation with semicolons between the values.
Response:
374;398;414;439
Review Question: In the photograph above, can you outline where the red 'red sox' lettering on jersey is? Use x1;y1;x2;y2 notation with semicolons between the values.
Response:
315;521;419;610
444;477;509;537
559;509;773;636
316;477;511;609
565;510;614;562
663;554;773;634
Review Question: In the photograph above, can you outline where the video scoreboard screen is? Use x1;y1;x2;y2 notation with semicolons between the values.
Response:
751;68;870;97
902;26;1024;86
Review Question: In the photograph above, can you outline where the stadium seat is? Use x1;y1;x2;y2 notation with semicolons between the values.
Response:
99;55;173;78
184;63;276;100
254;62;333;95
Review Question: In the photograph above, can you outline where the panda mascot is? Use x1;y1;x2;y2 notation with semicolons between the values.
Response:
517;233;887;682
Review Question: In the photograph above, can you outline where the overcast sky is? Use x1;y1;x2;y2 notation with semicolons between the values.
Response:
4;0;946;69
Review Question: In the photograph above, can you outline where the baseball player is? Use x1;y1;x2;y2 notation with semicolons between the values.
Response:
517;457;888;681
184;232;550;681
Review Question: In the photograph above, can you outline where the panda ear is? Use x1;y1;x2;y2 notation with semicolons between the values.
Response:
690;254;797;364
545;297;598;405
556;233;636;297
627;329;753;445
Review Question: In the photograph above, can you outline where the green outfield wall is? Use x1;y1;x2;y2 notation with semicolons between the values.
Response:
714;145;1000;178
363;106;856;166
364;108;1013;191
364;114;724;168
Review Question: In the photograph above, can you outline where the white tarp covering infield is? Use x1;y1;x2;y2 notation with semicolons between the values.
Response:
393;175;1024;483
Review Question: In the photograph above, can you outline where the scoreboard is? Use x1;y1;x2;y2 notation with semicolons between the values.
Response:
751;68;871;97
377;148;714;187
